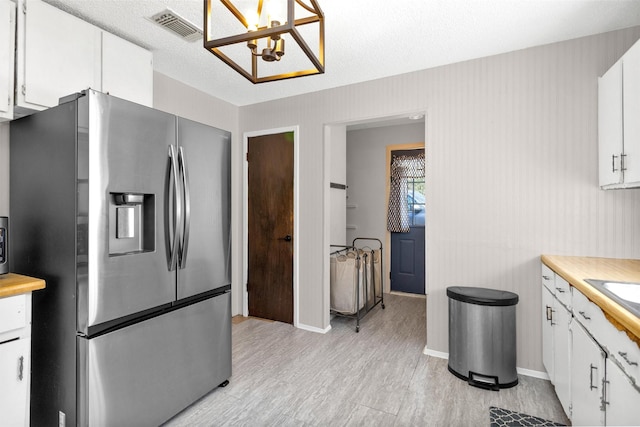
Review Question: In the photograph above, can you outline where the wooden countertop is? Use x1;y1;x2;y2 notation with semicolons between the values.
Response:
0;273;46;298
541;255;640;340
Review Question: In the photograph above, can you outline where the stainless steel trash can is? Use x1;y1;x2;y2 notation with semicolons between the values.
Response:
447;286;519;390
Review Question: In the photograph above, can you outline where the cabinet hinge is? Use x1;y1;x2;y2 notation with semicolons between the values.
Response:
246;152;249;162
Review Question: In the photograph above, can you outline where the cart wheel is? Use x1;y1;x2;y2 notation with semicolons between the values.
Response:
356;326;360;333
219;380;229;388
382;303;386;309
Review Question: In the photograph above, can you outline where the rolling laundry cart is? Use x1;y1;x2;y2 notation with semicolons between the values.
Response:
330;238;385;332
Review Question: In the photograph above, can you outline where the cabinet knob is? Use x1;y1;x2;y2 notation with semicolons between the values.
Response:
612;154;619;173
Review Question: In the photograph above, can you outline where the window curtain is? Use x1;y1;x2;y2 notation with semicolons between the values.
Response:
387;152;425;233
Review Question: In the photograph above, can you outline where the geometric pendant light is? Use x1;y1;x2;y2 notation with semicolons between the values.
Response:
204;0;324;83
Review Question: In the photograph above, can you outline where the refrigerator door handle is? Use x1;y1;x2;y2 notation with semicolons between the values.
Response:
168;145;182;271
178;146;191;268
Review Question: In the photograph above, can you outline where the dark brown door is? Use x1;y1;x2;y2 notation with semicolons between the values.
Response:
247;132;294;323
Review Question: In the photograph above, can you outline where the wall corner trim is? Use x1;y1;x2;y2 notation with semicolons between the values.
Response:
297;323;331;334
424;347;448;359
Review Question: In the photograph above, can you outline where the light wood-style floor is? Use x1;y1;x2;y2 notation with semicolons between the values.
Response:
164;294;570;426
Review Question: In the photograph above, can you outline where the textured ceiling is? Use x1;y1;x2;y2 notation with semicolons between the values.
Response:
42;0;640;106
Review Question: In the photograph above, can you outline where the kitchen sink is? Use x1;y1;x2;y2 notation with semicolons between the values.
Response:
584;279;640;318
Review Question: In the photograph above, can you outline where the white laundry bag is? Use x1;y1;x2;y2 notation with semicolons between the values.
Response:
330;251;365;314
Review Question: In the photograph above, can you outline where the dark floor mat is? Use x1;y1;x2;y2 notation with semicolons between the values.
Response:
490;406;566;427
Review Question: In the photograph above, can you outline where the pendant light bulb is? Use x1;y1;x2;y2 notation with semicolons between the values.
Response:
246;10;259;31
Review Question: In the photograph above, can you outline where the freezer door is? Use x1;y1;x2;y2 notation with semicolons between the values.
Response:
77;292;232;427
78;91;176;332
176;118;231;299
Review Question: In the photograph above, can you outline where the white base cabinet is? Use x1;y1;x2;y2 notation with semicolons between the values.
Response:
542;262;640;425
541;266;572;417
605;358;640;426
0;293;32;427
552;298;571;416
0;338;30;427
542;285;555;379
570;319;606;426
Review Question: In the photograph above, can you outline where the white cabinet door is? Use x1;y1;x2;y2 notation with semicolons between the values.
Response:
605;359;640;426
0;338;30;427
598;59;624;187
542;285;554;380
571;320;606;426
623;40;640;185
16;0;101;111
553;302;572;417
0;0;15;120
102;32;153;107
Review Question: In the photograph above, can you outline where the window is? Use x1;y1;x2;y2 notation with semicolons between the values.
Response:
407;178;425;226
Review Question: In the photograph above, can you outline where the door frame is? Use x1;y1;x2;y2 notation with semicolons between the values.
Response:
242;126;300;326
385;142;425;295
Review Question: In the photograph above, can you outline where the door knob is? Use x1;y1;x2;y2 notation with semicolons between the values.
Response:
279;235;292;242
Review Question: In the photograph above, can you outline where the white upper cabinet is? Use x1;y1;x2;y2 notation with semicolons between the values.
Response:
623;39;640;184
598;60;623;187
16;0;101;112
15;0;153;114
102;32;153;107
598;39;640;188
0;0;15;121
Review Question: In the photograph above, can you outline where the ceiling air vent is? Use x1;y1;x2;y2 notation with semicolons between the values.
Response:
148;9;202;42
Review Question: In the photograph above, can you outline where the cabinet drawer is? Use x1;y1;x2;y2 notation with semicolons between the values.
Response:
555;276;571;309
573;288;640;384
541;264;555;292
0;294;27;336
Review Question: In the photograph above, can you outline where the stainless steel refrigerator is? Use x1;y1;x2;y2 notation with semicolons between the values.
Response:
10;89;232;426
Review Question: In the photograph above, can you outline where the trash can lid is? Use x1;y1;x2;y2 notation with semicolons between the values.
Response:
446;286;519;306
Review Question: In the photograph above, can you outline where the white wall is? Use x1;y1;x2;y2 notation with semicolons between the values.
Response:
239;27;640;371
153;71;243;315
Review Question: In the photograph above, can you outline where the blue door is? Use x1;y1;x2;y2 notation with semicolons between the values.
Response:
390;150;425;294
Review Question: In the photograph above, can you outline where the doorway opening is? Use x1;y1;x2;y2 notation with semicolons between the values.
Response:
324;115;427;333
337;119;426;294
388;147;426;295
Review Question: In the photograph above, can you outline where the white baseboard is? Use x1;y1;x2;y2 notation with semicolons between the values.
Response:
423;346;449;359
297;322;332;334
516;367;549;380
423;346;550;380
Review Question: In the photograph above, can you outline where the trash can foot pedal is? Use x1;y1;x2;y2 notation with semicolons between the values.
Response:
468;371;499;391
